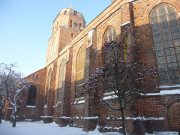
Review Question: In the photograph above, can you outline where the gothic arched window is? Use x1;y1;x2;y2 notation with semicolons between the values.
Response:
45;69;52;105
104;27;116;43
151;5;180;86
76;45;86;97
27;85;37;106
57;60;66;102
103;27;117;64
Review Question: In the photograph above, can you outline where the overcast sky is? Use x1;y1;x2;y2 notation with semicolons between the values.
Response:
0;0;111;77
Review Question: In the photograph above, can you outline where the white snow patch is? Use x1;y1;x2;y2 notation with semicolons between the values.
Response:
159;85;180;89
145;133;153;135
53;102;61;107
88;29;95;41
103;95;118;100
110;116;165;121
121;21;131;27
61;24;67;28
103;126;122;130
143;90;180;96
104;91;116;96
44;104;47;108
25;119;32;122
40;116;53;118
125;116;165;121
0;120;122;135
153;131;179;135
59;116;70;119
75;97;85;101
77;100;85;104
114;127;122;130
83;116;98;120
26;105;36;108
73;97;85;104
106;117;111;120
70;116;98;120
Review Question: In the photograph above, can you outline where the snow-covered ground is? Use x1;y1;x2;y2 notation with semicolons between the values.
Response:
0;120;121;135
0;120;178;135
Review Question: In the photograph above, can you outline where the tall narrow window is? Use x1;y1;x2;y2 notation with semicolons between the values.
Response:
79;23;82;28
64;10;67;14
27;85;37;106
70;20;72;28
76;45;86;97
151;5;180;86
74;11;77;16
52;27;54;34
71;33;73;38
104;27;116;43
103;26;117;64
45;69;52;105
57;60;66;103
103;27;118;92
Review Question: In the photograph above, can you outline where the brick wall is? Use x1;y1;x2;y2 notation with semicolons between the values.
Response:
10;0;180;134
16;67;47;120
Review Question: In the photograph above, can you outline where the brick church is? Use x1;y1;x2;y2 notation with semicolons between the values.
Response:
4;0;180;134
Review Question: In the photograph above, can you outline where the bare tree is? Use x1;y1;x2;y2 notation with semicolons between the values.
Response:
0;63;29;127
84;42;157;135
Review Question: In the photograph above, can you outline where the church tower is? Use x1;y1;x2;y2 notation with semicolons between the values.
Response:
46;8;86;65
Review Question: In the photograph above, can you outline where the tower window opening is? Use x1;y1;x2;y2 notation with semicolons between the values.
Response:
71;33;73;38
52;27;54;34
70;20;73;28
64;10;67;14
74;11;77;16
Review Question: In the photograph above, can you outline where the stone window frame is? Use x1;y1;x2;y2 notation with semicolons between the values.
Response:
75;45;86;98
64;10;67;15
70;20;73;28
74;11;77;16
150;4;180;86
104;26;117;43
71;33;73;38
103;26;117;64
57;22;58;29
57;59;66;103
45;68;52;106
79;23;82;28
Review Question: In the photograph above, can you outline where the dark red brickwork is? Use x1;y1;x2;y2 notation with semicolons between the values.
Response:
4;0;180;134
17;67;47;120
170;102;180;132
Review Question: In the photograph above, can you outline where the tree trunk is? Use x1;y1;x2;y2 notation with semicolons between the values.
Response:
121;107;126;135
12;107;16;127
12;113;16;127
119;98;126;135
